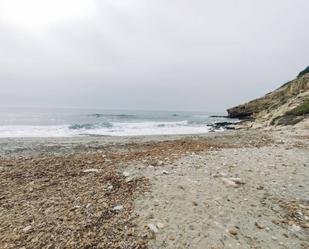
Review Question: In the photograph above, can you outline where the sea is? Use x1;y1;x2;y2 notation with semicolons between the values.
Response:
0;107;237;137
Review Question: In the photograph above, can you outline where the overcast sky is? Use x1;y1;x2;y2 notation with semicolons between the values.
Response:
0;0;308;112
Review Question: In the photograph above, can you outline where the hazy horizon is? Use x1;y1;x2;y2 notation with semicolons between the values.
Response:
1;0;308;112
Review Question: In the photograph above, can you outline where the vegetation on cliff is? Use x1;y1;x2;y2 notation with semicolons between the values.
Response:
287;101;309;116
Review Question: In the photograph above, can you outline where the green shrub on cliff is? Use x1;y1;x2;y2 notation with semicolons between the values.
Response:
287;102;309;116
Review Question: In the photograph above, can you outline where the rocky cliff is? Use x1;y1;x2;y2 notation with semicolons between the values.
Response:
227;67;309;127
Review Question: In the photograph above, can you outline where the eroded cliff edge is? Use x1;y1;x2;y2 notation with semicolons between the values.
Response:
227;67;309;127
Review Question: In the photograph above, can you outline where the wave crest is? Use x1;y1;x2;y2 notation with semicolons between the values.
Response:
69;122;113;130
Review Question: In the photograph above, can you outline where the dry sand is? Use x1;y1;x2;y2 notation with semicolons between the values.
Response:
0;128;308;248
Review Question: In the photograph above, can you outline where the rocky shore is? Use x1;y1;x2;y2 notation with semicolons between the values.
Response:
0;127;308;248
227;67;309;128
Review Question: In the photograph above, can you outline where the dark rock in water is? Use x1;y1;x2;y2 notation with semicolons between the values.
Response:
209;115;229;118
227;110;255;120
214;122;234;126
208;121;237;131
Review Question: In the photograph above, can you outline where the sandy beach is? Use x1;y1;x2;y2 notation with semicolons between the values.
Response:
1;0;308;247
0;127;308;249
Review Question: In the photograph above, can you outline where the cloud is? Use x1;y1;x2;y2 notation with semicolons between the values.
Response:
0;0;308;111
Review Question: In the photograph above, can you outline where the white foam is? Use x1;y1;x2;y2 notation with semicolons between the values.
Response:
0;125;74;137
0;121;213;137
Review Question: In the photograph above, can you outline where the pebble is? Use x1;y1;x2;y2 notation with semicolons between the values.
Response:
125;176;135;182
222;178;238;188
162;170;169;175
213;172;227;178
193;201;198;206
291;224;301;232
113;205;123;211
178;185;185;190
147;223;159;233
83;169;100;173
169;235;176;241
157;222;165;229
228;228;238;236
229;178;244;185
255;221;265;229
22;225;32;233
123;171;130;177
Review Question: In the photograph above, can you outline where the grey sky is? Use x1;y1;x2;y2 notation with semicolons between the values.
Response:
0;0;308;112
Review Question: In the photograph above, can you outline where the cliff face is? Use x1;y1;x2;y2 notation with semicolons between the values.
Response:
227;67;309;126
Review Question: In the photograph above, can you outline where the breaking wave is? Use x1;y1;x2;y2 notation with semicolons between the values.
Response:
0;120;213;137
69;122;114;130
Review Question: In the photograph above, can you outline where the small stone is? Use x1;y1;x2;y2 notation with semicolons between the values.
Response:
193;201;198;206
157;222;165;229
255;222;265;229
83;169;100;173
123;171;130;177
125;177;134;182
127;227;135;236
146;213;154;220
213;172;227;178
222;178;237;188
147;224;159;233
228;228;238;236
157;161;164;166
178;185;185;190
113;205;123;211
271;236;277;241
301;222;309;229
162;170;169;175
291;224;301;232
22;225;32;233
107;185;113;190
229;178;244;185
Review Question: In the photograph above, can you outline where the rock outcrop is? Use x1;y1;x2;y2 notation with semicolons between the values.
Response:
227;67;309;127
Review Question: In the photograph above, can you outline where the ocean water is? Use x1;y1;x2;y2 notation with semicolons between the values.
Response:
0;108;237;137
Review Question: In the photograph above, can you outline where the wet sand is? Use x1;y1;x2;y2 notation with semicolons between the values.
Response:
0;128;308;248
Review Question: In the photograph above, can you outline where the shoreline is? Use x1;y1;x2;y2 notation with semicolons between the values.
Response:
0;127;308;248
